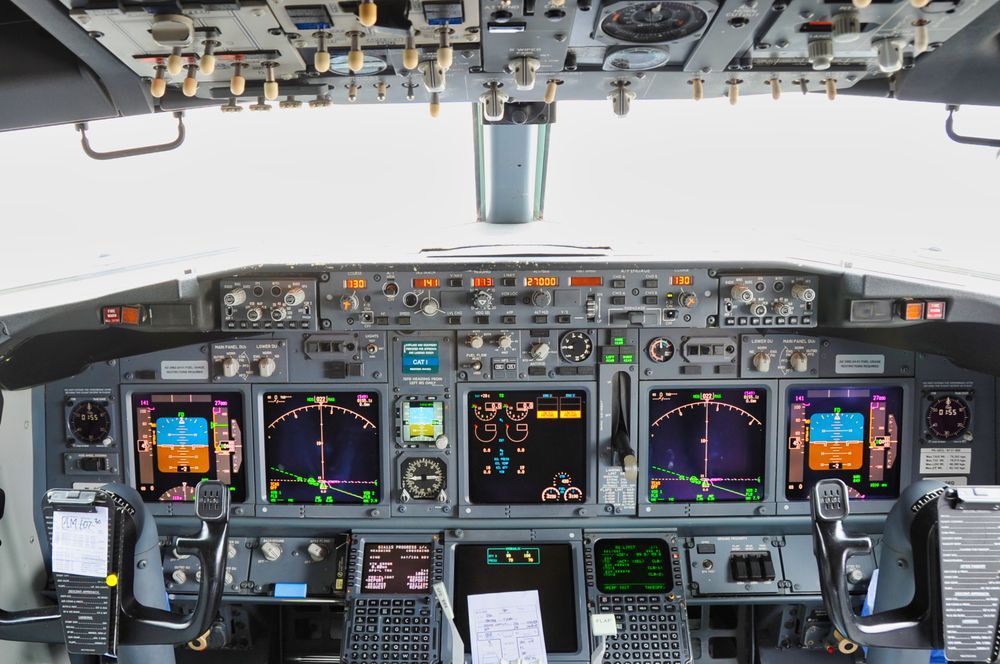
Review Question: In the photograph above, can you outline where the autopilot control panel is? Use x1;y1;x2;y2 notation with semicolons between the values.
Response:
30;261;998;663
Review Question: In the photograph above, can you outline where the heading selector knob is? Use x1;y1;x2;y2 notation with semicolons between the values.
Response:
680;292;698;308
471;290;493;309
531;290;552;308
340;294;359;312
529;342;551;361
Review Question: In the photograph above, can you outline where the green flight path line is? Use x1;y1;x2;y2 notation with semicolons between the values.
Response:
269;466;366;500
650;465;753;499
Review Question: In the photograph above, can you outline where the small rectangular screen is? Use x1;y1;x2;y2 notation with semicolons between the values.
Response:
453;544;579;654
343;278;367;289
594;539;672;594
361;543;432;594
401;400;444;443
262;392;380;505
647;388;767;503
413;277;440;289
524;276;559;287
472;277;493;288
569;276;603;287
401;342;439;375
131;393;246;503
786;386;904;500
467;390;587;504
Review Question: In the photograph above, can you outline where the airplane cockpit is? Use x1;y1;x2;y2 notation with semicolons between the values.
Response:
2;0;1000;663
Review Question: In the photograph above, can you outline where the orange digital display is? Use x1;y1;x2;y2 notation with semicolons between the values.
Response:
524;276;559;287
569;276;603;287
671;275;693;286
472;277;494;288
413;277;440;289
344;278;367;290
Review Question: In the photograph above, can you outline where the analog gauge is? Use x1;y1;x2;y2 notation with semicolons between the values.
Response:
68;400;111;444
926;396;970;440
329;53;387;76
647;337;675;363
559;331;593;363
600;1;710;44
604;46;671;71
160;483;197;502
400;457;446;500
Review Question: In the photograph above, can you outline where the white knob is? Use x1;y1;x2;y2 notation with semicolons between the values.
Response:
731;284;755;303
261;541;283;562
832;11;861;43
421;298;440;316
773;301;793;317
171;569;188;585
531;290;552;307
480;83;508;122
753;352;772;373
307;542;329;562
609;82;635;117
284;287;306;306
750;302;769;317
221;357;240;378
435;435;449;450
400;488;411;503
847;568;864;584
257;356;277;378
808;38;835;71
468;334;485;349
789;351;809;373
437;489;448;503
529;342;550;361
340;294;359;312
792;284;816;302
873;37;906;73
227;543;238;559
225;572;234;585
497;334;513;350
246;307;263;322
510;56;540;91
224;288;246;306
623;454;638;482
914;23;929;56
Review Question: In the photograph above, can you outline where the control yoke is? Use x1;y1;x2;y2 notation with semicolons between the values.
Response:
0;480;230;654
811;478;1000;661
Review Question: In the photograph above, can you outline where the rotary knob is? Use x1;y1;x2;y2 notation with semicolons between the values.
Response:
497;334;513;350
731;284;755;303
227;543;238;560
340;294;359;312
873;37;906;73
808;38;835;71
420;298;440;316
832;11;861;43
530;290;552;307
529;342;551;361
224;288;247;306
471;290;493;309
283;287;306;307
773;301;793;317
435;435;449;450
260;541;283;562
749;302;769;317
257;356;277;378
679;292;698;308
752;352;772;373
307;542;329;562
221;357;240;378
792;284;816;302
246;306;263;322
789;351;809;373
467;334;485;349
171;569;188;585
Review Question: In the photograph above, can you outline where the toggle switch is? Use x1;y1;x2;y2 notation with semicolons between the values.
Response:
480;82;508;121
230;60;246;96
544;79;561;104
220;97;243;112
358;0;378;27
348;82;359;102
793;78;810;95
727;78;741;106
769;77;781;101
429;92;441;117
167;46;185;76
182;63;199;97
280;95;303;109
309;93;333;108
314;31;331;73
263;62;279;100
435;28;454;70
150;64;167;99
690;77;704;101
609;80;635;117
825;78;837;101
200;39;219;75
249;96;272;112
510;56;540;91
347;31;365;73
376;80;388;101
403;30;420;70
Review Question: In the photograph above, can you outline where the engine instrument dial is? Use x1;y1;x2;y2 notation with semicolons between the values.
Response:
400;456;447;500
604;46;671;71
600;1;710;44
559;330;593;363
647;337;675;363
68;400;112;444
926;395;970;440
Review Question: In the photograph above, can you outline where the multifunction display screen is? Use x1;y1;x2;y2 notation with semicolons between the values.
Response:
361;543;432;594
400;400;444;443
452;544;579;654
594;539;672;594
131;392;246;502
263;392;381;505
786;386;904;500
647;388;767;503
467;390;587;504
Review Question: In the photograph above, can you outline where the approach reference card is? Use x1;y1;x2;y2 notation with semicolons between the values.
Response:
468;590;548;664
51;507;109;577
939;496;1000;662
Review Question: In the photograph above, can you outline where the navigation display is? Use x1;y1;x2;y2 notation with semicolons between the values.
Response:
361;543;432;594
466;390;587;504
786;386;904;500
263;392;381;505
131;392;246;502
595;539;672;594
647;388;767;503
452;544;579;654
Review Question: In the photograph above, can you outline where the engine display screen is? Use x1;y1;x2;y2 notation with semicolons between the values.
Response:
452;544;579;654
361;543;432;594
132;393;246;502
647;388;767;503
400;400;444;443
263;392;381;505
467;390;587;504
786;386;904;501
594;539;672;594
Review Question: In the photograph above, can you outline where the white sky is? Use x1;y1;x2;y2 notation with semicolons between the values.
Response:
0;94;998;307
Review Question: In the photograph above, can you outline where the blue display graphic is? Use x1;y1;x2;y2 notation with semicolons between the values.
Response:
401;342;440;374
648;388;767;503
155;417;209;447
809;412;864;443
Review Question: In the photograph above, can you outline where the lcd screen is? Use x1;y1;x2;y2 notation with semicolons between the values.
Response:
594;538;672;594
361;543;432;594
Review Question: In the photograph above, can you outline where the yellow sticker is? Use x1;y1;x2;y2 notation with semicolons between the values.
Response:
106;573;119;587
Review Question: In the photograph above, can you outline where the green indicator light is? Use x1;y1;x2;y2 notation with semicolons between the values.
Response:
613;337;625;346
603;354;617;363
621;354;634;363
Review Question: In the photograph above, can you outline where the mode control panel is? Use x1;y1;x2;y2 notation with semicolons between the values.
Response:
221;278;318;330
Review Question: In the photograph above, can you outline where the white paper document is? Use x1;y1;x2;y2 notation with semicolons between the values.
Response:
468;590;548;664
51;507;109;578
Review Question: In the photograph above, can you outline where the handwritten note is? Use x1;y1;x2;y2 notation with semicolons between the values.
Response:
468;590;548;664
51;507;109;578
